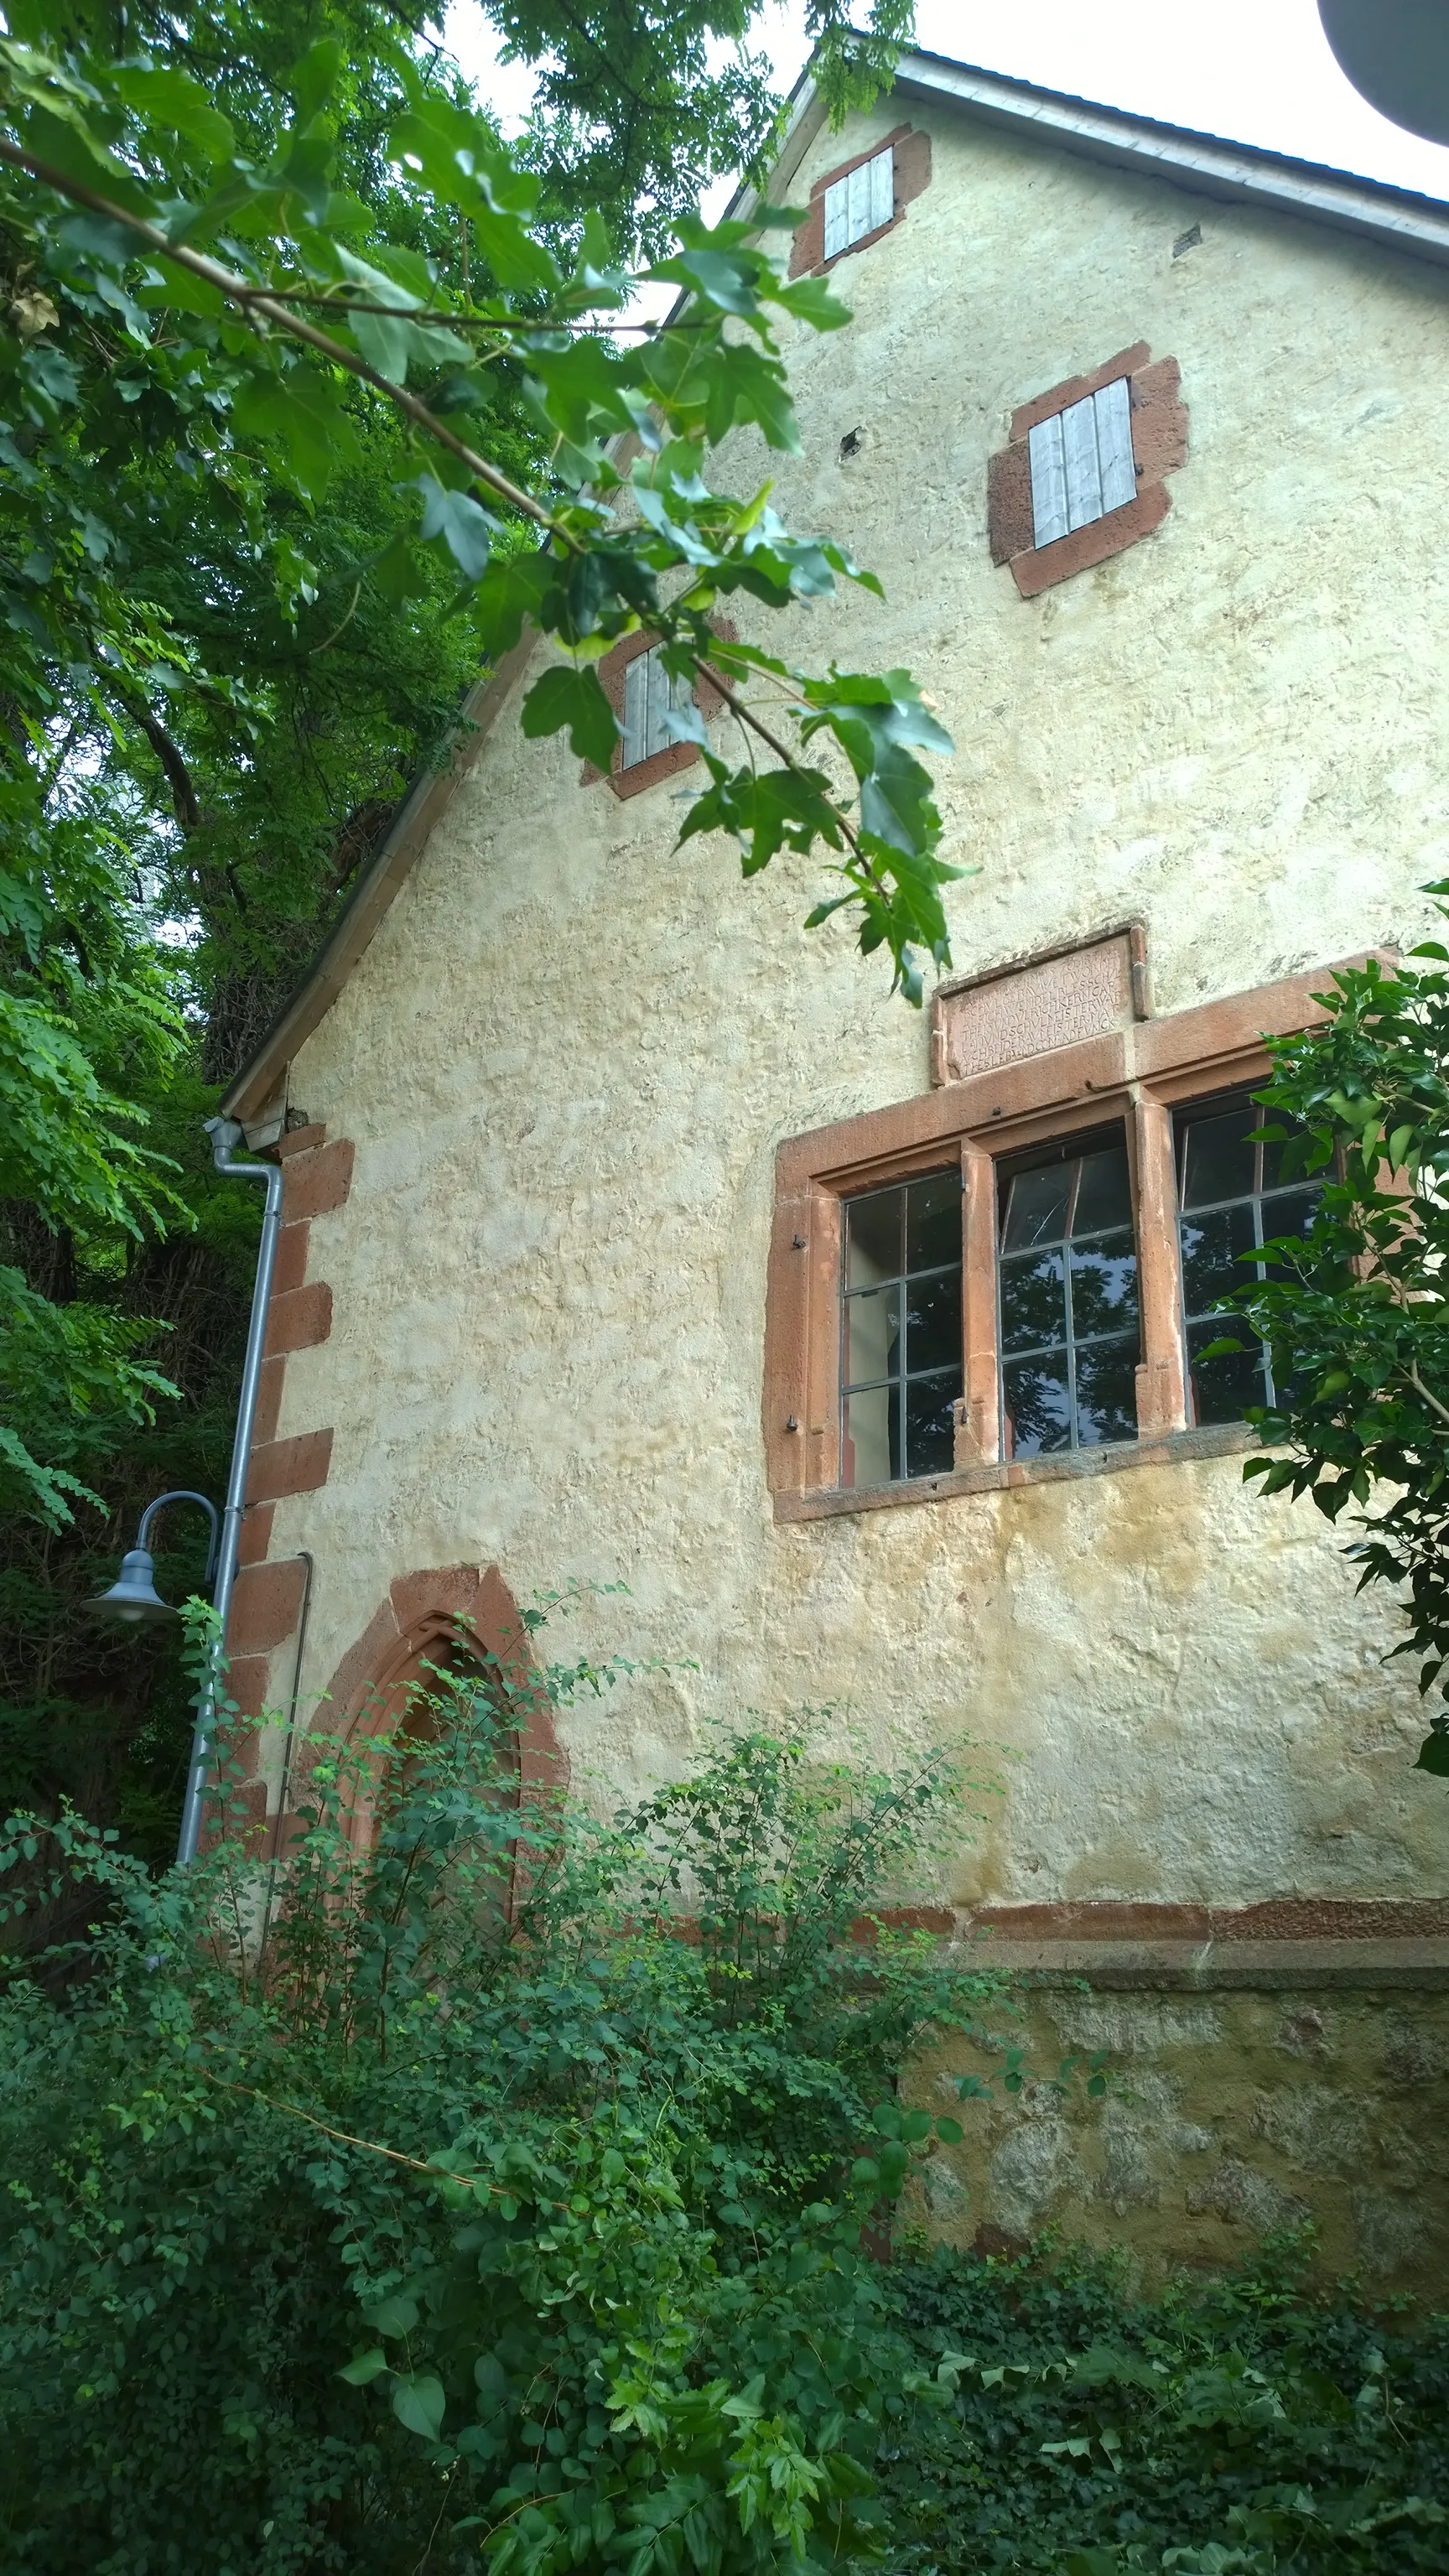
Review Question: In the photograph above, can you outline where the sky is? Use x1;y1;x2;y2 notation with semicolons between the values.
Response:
444;0;1449;214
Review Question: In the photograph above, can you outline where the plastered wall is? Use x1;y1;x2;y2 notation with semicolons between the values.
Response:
264;94;1449;1915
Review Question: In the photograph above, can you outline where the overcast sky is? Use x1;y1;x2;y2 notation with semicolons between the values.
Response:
445;0;1449;210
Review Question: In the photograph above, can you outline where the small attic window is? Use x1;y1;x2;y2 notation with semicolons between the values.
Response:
823;148;894;260
1027;377;1136;550
621;645;685;769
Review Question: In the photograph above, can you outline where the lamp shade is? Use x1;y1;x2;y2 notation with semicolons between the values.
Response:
88;1547;176;1624
1319;0;1449;148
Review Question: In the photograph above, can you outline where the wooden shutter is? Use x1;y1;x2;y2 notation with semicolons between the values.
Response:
1093;376;1135;513
867;145;894;231
1061;394;1100;532
1028;413;1068;548
823;147;894;262
645;649;678;759
622;650;650;766
620;646;685;768
1027;375;1135;550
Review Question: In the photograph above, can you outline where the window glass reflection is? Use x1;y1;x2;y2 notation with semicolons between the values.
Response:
840;1171;963;1486
1175;1094;1322;1425
998;1132;1140;1458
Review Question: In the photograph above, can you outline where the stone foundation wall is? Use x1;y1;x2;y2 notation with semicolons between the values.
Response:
911;1964;1449;2298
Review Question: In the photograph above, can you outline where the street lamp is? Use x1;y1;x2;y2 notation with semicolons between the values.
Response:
1318;0;1449;148
89;1488;219;1623
90;1118;286;1867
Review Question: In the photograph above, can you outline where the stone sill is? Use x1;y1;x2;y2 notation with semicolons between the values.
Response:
773;1420;1258;1523
962;1937;1449;1992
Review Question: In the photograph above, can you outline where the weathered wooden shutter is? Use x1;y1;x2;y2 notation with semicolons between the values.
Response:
621;647;683;767
1028;412;1068;548
622;649;650;766
1027;376;1135;550
1093;376;1136;513
823;147;894;261
646;647;678;758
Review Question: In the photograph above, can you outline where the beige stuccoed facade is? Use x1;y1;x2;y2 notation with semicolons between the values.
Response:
224;55;1449;2283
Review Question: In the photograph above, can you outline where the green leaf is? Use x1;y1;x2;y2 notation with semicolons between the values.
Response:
392;2371;446;2441
414;474;498;579
772;273;853;331
362;2294;419;2338
230;365;360;497
1414;1727;1449;1776
289;36;344;128
338;2346;389;2385
111;65;234;163
521;664;618;770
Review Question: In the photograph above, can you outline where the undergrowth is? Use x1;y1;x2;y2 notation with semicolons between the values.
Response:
3;1607;1444;2575
882;2236;1449;2574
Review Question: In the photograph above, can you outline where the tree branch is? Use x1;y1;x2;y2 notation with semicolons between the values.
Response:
113;685;200;830
1;135;890;890
1405;1363;1449;1430
0;136;559;535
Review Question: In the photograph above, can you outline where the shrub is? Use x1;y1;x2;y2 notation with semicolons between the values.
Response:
0;1639;1005;2575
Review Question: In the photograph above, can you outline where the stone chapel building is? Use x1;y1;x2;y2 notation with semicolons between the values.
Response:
219;47;1449;2283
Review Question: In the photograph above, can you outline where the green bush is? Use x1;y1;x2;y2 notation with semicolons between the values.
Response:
0;1643;1005;2575
8;1637;1442;2576
881;2236;1449;2574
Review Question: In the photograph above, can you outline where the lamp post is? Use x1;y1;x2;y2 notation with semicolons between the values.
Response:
90;1117;286;1867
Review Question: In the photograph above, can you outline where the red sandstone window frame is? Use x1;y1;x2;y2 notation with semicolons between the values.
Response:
787;124;932;278
584;626;734;802
763;963;1376;1523
986;344;1188;599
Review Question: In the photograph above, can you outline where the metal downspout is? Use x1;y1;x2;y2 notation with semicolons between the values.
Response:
175;1117;286;1867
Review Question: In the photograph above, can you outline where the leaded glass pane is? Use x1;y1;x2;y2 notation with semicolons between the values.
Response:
839;1168;962;1488
1175;1094;1322;1423
907;1171;963;1271
844;1283;900;1389
1187;1317;1265;1426
1003;1357;1073;1457
1181;1104;1257;1210
995;1130;1140;1457
1002;1162;1072;1251
844;1383;896;1486
904;1268;962;1377
1074;1145;1133;1234
846;1186;902;1291
1000;1249;1067;1355
906;1373;957;1477
1074;1339;1140;1445
1067;1235;1139;1337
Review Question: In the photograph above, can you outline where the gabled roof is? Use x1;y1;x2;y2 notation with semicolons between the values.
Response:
888;49;1449;271
221;46;1449;1125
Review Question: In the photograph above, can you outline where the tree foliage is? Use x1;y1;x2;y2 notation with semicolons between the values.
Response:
0;9;955;1008
0;0;928;1848
1208;911;1449;1772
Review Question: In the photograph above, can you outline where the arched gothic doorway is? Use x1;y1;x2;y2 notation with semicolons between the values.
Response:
310;1563;566;1859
